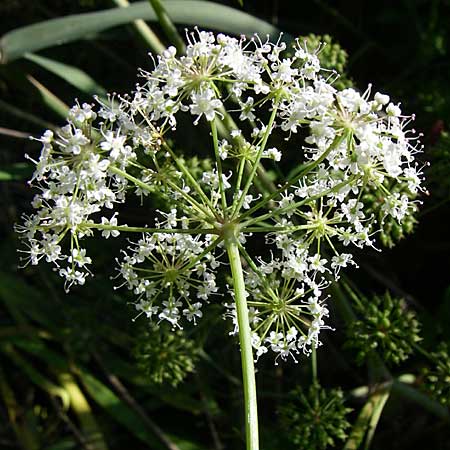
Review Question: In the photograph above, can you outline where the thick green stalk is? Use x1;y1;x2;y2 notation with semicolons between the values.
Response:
225;231;259;450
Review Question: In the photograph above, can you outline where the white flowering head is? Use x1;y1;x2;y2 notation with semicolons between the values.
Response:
17;30;424;361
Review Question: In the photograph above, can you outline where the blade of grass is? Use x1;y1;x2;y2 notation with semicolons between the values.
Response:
78;367;208;450
0;126;32;139
392;379;450;421
148;0;185;54
112;0;166;54
0;366;41;450
26;74;69;118
25;53;107;98
0;343;70;409
90;348;204;413
0;162;33;180
93;352;181;450
77;367;169;449
0;271;62;331
363;387;390;450
344;385;391;450
0;1;288;63
50;396;96;450
57;372;109;450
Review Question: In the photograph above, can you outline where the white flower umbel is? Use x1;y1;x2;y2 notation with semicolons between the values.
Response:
17;29;425;450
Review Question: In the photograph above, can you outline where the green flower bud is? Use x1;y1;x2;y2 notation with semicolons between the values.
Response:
279;383;352;450
421;342;450;407
135;324;199;387
346;291;421;366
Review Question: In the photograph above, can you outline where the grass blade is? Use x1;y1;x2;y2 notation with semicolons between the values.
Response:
363;388;390;450
112;0;166;54
25;53;107;98
148;0;186;54
344;384;391;450
77;368;168;448
57;372;109;450
0;1;288;63
26;74;69;118
0;366;41;450
0;344;70;409
0;162;33;180
0;98;56;130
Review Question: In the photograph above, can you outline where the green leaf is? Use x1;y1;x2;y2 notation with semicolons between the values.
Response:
78;368;168;448
0;1;289;63
112;0;166;54
57;372;109;450
0;271;60;331
26;74;69;118
0;344;70;409
344;385;391;450
24;53;107;98
10;336;69;371
363;388;390;450
0;366;41;450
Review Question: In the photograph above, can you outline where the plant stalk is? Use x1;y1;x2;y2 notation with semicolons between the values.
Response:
225;232;259;450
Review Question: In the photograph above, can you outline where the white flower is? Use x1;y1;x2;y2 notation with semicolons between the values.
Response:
386;103;402;117
264;147;282;161
183;302;203;324
101;215;120;238
189;89;223;123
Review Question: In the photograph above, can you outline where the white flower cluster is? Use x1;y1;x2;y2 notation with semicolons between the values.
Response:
17;107;131;291
18;29;424;360
119;210;219;328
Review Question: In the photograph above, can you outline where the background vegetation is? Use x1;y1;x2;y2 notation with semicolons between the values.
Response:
1;1;449;449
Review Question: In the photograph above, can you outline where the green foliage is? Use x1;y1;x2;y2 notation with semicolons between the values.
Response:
422;342;450;408
346;291;422;366
0;1;287;63
135;324;199;387
279;384;352;450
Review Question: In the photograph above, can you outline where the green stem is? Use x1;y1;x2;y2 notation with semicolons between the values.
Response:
162;142;220;219
109;165;214;220
86;223;219;235
211;119;228;214
241;176;358;227
312;347;318;386
391;379;449;421
232;94;280;217
113;0;166;54
239;133;348;220
225;233;259;450
148;0;186;54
